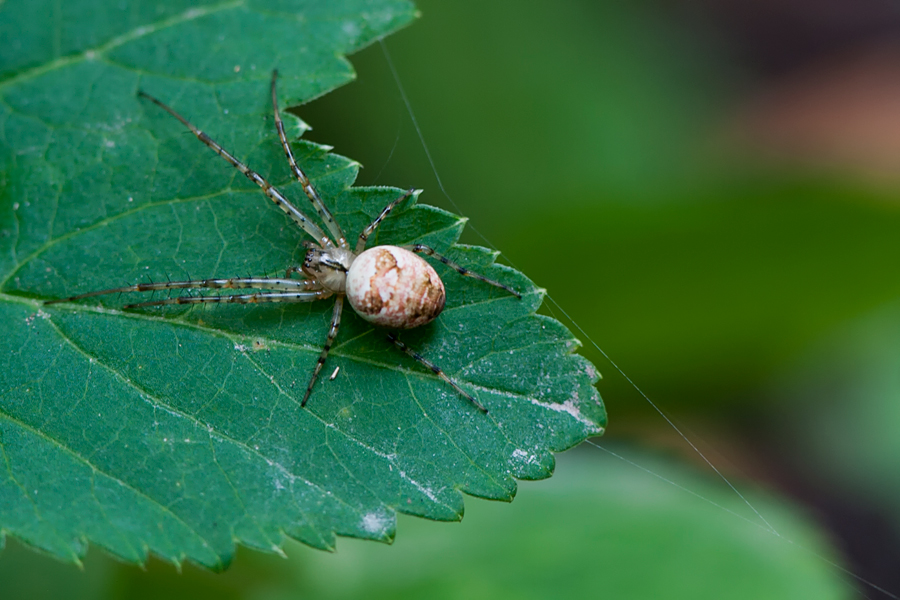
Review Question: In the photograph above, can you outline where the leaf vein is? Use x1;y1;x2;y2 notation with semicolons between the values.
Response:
42;311;367;538
402;374;507;502
0;1;246;90
0;407;221;564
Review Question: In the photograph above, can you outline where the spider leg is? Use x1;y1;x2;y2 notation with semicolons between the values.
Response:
45;277;321;305
137;90;334;249
302;295;344;406
125;290;330;308
271;70;348;249
403;245;521;299
386;333;487;412
355;189;416;253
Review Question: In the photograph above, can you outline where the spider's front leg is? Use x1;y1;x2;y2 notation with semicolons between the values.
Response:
271;70;349;250
45;277;327;308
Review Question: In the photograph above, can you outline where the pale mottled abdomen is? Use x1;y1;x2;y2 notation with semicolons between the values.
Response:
346;245;445;329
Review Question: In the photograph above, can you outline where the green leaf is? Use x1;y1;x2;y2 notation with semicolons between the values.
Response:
0;0;606;569
0;450;853;600
291;450;853;600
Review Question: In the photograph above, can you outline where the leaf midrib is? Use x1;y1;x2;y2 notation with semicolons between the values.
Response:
3;290;537;384
28;316;368;542
38;305;491;517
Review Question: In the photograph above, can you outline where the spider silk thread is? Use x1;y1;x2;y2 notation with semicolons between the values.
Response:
377;37;899;600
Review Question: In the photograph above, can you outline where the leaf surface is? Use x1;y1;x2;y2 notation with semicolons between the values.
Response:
0;0;606;568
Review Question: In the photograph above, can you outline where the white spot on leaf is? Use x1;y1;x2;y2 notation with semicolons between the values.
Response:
361;509;391;535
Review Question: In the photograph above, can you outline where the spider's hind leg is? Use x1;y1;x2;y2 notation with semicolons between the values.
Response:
387;333;488;413
404;245;521;299
356;189;416;253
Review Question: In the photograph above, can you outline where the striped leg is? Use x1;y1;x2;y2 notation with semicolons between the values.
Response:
46;277;322;304
404;245;521;299
137;90;333;249
45;277;322;305
302;295;345;407
271;70;348;249
355;189;416;253
125;290;330;309
386;333;487;412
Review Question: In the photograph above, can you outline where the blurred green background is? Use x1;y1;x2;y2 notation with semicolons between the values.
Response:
6;0;900;597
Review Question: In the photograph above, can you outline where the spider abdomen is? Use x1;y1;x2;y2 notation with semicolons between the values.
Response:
346;245;445;329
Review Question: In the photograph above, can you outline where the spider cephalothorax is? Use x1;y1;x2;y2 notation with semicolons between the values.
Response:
300;244;353;293
46;70;520;412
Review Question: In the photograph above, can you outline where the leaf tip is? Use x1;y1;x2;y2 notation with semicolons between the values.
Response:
359;508;397;543
294;117;312;136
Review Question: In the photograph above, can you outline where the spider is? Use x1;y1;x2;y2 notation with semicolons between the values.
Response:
46;70;521;412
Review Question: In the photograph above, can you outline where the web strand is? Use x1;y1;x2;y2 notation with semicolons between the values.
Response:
588;441;898;600
378;36;898;599
378;36;773;533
